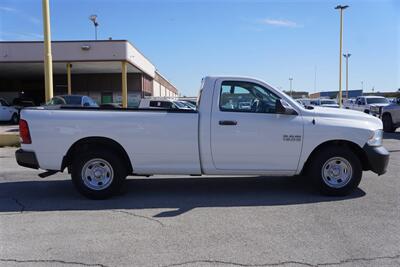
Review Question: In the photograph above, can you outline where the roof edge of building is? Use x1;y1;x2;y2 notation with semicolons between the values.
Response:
155;70;178;92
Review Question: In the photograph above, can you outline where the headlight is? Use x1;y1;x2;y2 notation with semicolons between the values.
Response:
367;129;383;146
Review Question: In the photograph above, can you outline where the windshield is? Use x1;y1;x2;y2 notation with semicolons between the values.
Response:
181;101;196;109
321;100;337;105
366;98;389;104
47;96;83;105
62;95;83;105
0;99;10;106
173;101;187;108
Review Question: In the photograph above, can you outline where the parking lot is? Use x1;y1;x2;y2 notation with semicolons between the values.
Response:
0;133;399;267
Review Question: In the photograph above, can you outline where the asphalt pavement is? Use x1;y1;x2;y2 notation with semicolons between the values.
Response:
0;133;399;267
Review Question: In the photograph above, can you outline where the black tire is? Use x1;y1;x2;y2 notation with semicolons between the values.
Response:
308;146;362;196
10;113;19;124
71;149;127;199
382;113;395;133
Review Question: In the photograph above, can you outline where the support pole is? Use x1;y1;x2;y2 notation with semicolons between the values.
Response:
338;9;343;107
67;63;72;95
345;57;349;100
42;0;53;102
121;61;128;108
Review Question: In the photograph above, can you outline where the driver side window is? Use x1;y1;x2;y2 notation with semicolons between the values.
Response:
219;81;280;113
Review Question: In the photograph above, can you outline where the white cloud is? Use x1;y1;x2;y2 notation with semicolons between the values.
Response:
28;17;41;24
0;31;43;40
259;18;301;28
0;6;40;25
0;6;17;12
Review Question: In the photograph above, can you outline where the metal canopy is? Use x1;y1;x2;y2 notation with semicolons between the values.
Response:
0;61;142;77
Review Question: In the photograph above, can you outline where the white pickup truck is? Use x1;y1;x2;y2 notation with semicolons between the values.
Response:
344;96;390;115
16;76;389;199
381;97;400;132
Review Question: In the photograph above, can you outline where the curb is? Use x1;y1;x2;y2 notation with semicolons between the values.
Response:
0;133;20;147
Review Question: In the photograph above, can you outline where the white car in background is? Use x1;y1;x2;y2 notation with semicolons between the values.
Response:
139;98;193;110
0;98;19;124
381;97;400;132
343;98;356;109
310;98;340;108
45;95;99;107
347;96;390;115
296;98;312;107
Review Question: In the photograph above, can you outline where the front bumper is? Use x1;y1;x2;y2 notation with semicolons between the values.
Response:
363;144;389;175
15;149;39;169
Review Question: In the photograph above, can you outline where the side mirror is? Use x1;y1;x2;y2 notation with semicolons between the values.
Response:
276;99;297;115
397;98;400;105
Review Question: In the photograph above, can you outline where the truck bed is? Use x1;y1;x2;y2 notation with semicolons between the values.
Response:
20;106;202;174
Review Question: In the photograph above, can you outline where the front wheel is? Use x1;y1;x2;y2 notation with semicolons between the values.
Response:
308;146;362;196
382;114;395;133
71;149;127;199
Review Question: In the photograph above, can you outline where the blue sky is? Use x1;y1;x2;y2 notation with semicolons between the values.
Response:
0;0;399;96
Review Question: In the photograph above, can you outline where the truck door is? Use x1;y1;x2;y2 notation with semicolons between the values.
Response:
210;79;303;172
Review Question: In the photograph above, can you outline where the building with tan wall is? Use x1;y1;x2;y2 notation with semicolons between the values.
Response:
0;40;178;106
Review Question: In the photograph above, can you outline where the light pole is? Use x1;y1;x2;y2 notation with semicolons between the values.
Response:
42;0;53;102
343;53;351;100
289;77;293;97
335;4;349;108
89;14;99;40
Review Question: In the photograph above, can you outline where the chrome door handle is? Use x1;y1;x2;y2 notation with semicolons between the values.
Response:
219;120;237;126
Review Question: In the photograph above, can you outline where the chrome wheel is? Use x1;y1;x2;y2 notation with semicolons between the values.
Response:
321;157;353;188
81;158;114;191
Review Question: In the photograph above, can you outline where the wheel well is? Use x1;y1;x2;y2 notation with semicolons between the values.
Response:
61;137;133;174
302;140;370;174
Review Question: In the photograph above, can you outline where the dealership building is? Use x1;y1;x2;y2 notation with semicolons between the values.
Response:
309;89;363;99
0;40;178;106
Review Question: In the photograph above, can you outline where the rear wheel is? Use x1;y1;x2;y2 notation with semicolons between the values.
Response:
10;113;19;124
382;113;395;133
71;149;127;199
308;146;362;196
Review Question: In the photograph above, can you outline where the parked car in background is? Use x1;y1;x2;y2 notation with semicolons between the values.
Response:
310;98;339;108
99;103;122;109
0;98;19;124
139;98;193;110
343;98;356;109
12;97;36;113
346;96;390;115
177;101;197;110
177;97;197;106
296;98;312;107
381;97;400;132
45;95;99;107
